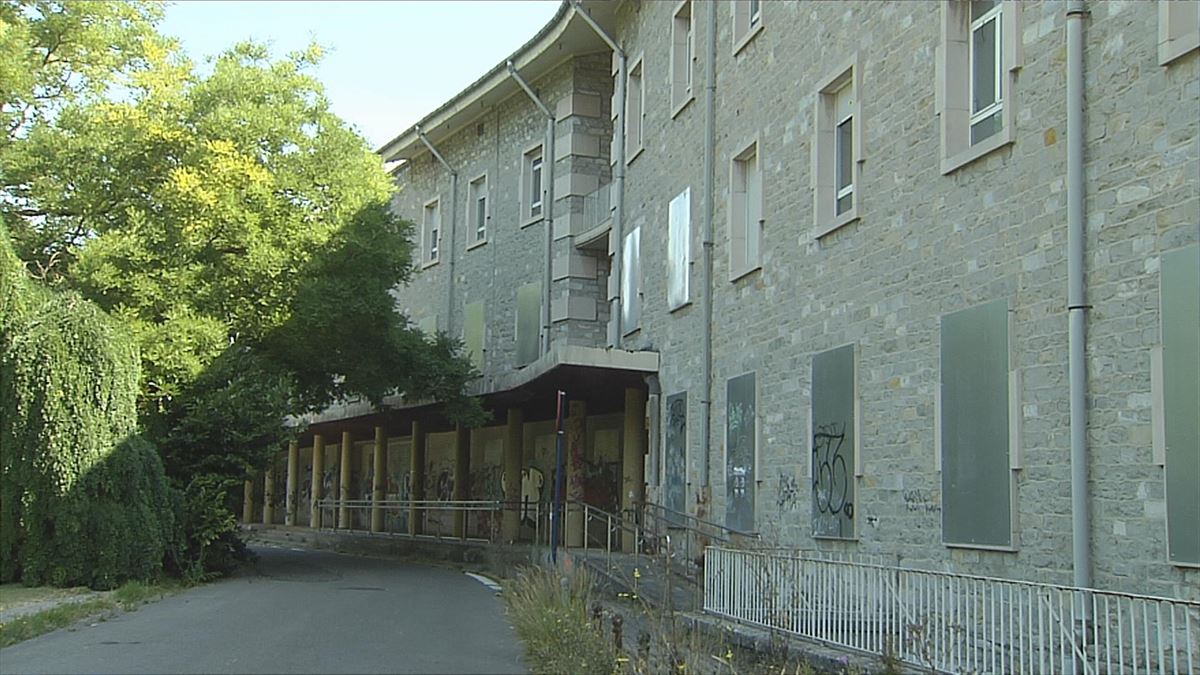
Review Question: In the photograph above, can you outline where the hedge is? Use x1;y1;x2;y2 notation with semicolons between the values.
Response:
0;229;174;588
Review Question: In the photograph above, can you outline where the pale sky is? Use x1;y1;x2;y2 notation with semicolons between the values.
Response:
160;1;562;150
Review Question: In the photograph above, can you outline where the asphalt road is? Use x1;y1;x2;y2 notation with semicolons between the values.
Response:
0;546;526;674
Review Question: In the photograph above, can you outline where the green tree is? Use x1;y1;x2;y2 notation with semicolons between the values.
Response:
1;229;174;588
2;3;484;484
1;0;167;277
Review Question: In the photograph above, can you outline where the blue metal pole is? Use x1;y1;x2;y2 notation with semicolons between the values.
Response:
551;390;566;564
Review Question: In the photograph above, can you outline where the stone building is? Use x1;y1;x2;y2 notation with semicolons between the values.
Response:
263;0;1198;606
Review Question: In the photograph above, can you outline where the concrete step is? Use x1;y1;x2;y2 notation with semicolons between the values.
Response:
571;548;701;612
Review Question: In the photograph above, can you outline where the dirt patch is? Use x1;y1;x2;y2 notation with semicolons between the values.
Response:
0;585;112;625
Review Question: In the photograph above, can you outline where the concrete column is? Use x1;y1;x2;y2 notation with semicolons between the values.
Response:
285;440;299;526
410;421;425;536
622;387;647;553
262;466;275;525
242;479;254;524
371;426;386;533
310;433;325;528
502;408;524;542
566;400;587;547
453;424;470;538
338;431;353;529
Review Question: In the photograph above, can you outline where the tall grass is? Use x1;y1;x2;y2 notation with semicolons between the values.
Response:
504;566;616;675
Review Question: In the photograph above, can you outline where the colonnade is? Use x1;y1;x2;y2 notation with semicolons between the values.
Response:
241;388;648;549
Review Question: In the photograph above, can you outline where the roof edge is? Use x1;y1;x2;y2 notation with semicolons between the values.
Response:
376;0;577;162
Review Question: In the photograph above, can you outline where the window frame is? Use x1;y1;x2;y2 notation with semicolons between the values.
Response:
626;54;645;164
732;0;764;55
728;137;763;282
937;0;1021;175
520;143;545;228
670;0;696;117
1159;0;1200;66
421;196;441;268
813;56;863;238
467;173;489;249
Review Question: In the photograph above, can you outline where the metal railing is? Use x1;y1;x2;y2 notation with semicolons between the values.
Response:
579;181;613;233
641;501;759;582
315;499;515;543
531;499;664;568
704;546;1199;674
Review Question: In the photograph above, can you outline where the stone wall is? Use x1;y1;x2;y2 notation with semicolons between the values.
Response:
610;0;1197;599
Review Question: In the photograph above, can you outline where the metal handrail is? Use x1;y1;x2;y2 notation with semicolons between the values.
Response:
640;500;760;543
314;498;509;543
639;500;761;588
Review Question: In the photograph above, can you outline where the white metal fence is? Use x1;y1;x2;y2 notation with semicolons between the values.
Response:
704;546;1199;674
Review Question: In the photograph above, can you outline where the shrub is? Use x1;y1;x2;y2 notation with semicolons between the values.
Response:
0;231;174;588
504;565;616;675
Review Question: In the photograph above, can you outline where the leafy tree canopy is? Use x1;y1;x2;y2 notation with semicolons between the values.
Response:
1;1;485;482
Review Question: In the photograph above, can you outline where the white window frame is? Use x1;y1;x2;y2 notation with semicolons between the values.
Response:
968;1;1003;144
467;173;488;249
670;0;696;117
813;57;863;238
937;0;1021;175
626;55;645;164
421;197;441;267
1159;0;1200;66
520;144;544;227
667;187;691;311
728;138;763;281
732;0;764;55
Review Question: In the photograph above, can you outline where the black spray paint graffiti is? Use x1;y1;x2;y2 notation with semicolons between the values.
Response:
812;422;853;519
471;465;504;502
903;489;941;513
520;467;545;526
776;473;801;511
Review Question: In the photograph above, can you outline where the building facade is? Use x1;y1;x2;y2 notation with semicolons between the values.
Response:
271;0;1198;603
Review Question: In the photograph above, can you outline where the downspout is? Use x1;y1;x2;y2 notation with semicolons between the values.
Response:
416;125;458;336
572;1;626;346
699;0;717;487
507;60;556;356
1066;0;1092;591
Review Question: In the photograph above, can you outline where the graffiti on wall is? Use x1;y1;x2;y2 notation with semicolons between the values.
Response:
471;465;504;502
582;459;620;514
776;472;801;511
903;489;941;514
521;467;544;525
812;422;853;518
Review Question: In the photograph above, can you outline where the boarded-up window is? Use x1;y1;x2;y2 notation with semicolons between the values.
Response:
812;344;856;539
940;299;1013;548
664;392;688;521
1162;244;1199;565
621;226;641;333
726;372;756;532
516;283;540;366
668;188;691;310
463;301;484;370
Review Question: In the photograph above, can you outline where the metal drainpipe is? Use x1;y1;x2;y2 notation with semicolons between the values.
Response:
507;60;556;356
1066;0;1092;591
699;0;717;487
572;1;626;346
416;125;458;337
